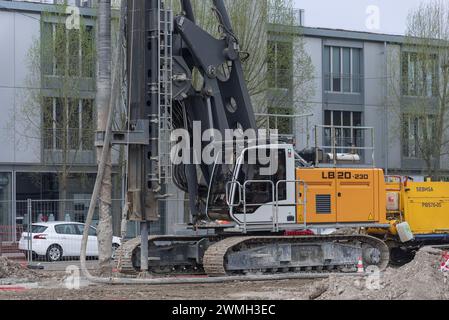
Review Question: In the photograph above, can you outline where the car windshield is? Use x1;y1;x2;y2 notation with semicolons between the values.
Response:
31;225;48;233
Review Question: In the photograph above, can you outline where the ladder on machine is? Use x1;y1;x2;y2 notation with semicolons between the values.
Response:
148;0;173;185
158;0;174;184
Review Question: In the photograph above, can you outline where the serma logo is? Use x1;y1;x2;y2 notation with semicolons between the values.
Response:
416;187;434;192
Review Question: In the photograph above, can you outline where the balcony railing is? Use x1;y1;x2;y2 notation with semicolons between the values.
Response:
268;7;304;27
43;128;94;151
20;0;95;8
315;125;375;166
324;73;362;93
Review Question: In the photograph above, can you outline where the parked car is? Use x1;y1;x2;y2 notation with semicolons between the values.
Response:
19;222;121;262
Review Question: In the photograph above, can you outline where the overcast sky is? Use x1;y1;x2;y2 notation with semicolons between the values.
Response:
294;0;432;35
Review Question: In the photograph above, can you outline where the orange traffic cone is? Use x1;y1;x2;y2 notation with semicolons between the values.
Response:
357;257;364;273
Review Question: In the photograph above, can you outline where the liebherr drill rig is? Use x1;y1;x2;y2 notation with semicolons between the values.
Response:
114;0;449;276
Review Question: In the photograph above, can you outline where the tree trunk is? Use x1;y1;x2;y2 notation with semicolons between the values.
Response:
59;100;69;221
96;0;113;276
58;172;68;221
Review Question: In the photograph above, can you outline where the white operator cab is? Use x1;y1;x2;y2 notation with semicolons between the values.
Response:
226;144;306;226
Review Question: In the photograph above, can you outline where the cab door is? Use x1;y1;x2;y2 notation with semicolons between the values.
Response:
231;146;297;224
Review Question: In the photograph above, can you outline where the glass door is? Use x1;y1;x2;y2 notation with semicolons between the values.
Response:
0;172;13;241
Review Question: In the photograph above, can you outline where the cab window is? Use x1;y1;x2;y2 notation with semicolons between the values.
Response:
235;149;287;213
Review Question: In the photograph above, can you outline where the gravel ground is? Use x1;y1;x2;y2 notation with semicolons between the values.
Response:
1;247;449;300
0;256;322;300
0;278;319;300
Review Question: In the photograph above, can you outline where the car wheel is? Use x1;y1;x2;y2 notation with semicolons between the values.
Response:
111;243;120;259
46;244;63;262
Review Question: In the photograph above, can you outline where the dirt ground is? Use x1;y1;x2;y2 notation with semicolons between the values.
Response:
0;278;321;300
1;247;449;300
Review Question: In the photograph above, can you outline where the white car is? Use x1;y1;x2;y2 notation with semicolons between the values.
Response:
19;222;121;262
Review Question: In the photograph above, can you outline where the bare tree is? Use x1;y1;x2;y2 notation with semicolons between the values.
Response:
388;0;449;178
96;0;113;276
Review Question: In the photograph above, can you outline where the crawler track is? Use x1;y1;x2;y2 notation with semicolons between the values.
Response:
116;234;389;278
115;236;144;275
203;234;389;277
115;235;216;275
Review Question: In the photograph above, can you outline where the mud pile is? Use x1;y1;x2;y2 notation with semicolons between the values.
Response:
315;247;449;300
0;257;38;280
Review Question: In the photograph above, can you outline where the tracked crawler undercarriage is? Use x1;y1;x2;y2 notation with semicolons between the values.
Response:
115;234;390;277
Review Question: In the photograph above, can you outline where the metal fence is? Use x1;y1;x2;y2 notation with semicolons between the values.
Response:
0;199;125;264
0;194;185;266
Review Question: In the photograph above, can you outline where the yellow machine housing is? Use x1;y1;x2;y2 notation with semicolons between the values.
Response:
386;181;449;235
295;168;386;225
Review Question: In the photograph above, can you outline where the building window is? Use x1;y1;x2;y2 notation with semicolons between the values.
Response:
0;172;12;234
15;172;97;225
43;98;94;151
268;41;293;90
324;110;363;153
402;114;436;158
42;22;95;78
267;41;294;134
324;46;361;93
402;52;438;97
